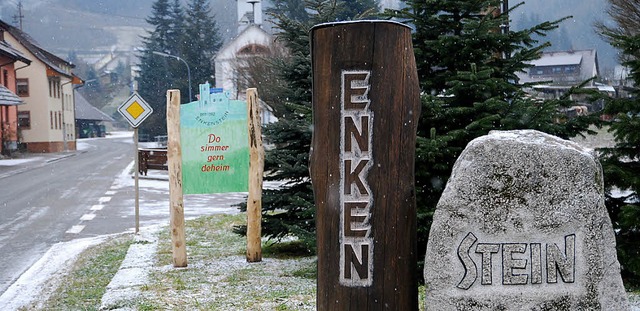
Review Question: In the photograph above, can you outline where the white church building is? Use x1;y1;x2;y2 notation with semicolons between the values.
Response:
213;0;273;98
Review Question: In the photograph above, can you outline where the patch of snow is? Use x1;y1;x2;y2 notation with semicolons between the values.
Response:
0;158;42;166
106;131;134;139
0;235;109;310
100;227;159;310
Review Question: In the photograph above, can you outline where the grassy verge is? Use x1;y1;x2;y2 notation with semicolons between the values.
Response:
137;213;317;310
33;214;428;310
40;234;133;310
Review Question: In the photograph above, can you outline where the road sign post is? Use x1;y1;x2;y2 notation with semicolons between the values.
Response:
117;92;153;234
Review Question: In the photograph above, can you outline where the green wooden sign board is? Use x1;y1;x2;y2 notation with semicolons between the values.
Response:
180;83;249;194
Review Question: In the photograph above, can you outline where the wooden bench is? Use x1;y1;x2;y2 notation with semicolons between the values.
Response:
138;148;168;175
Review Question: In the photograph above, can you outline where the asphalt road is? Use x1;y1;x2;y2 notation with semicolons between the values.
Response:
0;136;133;296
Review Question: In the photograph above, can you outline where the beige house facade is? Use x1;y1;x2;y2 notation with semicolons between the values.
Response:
3;23;82;152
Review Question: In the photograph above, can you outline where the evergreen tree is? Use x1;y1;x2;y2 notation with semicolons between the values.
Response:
598;32;640;288
137;0;176;137
182;0;222;98
392;0;596;273
137;0;223;137
515;13;575;51
235;0;379;250
269;0;379;23
337;0;380;19
268;0;309;22
167;0;185;49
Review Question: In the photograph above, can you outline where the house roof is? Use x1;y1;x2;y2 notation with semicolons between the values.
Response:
531;53;582;67
0;84;23;106
0;39;31;64
74;90;114;122
517;49;599;86
0;19;74;78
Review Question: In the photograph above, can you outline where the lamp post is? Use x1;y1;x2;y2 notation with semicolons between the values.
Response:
152;51;192;102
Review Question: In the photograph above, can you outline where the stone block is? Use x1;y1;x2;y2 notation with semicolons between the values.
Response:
424;130;629;310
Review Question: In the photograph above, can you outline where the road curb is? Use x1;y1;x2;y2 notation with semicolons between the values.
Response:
99;226;160;310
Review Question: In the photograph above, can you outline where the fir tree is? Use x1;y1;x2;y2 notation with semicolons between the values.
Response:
182;0;222;95
235;0;380;250
268;0;309;22
392;0;597;273
137;0;223;136
598;32;640;288
167;0;185;50
137;0;175;137
337;0;380;19
244;0;339;250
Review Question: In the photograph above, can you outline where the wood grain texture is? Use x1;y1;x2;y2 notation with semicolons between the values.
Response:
246;88;264;262
311;21;420;310
167;89;187;268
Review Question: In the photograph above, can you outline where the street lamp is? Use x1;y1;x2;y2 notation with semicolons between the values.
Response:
152;51;192;102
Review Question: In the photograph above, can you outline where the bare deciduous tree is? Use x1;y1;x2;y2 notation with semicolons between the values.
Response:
597;0;640;44
230;44;289;118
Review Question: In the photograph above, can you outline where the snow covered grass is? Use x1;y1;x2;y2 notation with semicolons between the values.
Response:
1;236;111;311
42;235;133;310
128;213;317;310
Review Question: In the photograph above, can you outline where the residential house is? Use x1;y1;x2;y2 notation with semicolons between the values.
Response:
1;20;83;153
0;26;31;156
516;49;613;113
518;49;599;86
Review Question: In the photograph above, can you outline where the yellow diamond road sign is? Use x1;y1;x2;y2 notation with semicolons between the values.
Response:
118;92;153;128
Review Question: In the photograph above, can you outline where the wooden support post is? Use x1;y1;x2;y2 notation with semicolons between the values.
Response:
167;89;187;267
246;88;264;262
311;21;420;310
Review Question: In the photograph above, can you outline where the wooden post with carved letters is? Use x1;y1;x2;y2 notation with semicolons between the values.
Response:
310;21;420;310
167;89;187;267
246;88;264;262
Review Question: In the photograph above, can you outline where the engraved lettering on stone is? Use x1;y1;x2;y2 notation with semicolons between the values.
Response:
546;234;576;283
340;70;374;287
475;243;499;285
502;243;528;285
530;243;543;284
456;232;577;289
457;232;478;289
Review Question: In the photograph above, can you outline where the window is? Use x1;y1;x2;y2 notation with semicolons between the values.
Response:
238;44;269;55
49;79;62;98
16;79;29;97
17;111;30;129
51;111;54;129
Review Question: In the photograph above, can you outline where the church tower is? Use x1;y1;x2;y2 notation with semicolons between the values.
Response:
237;0;262;33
